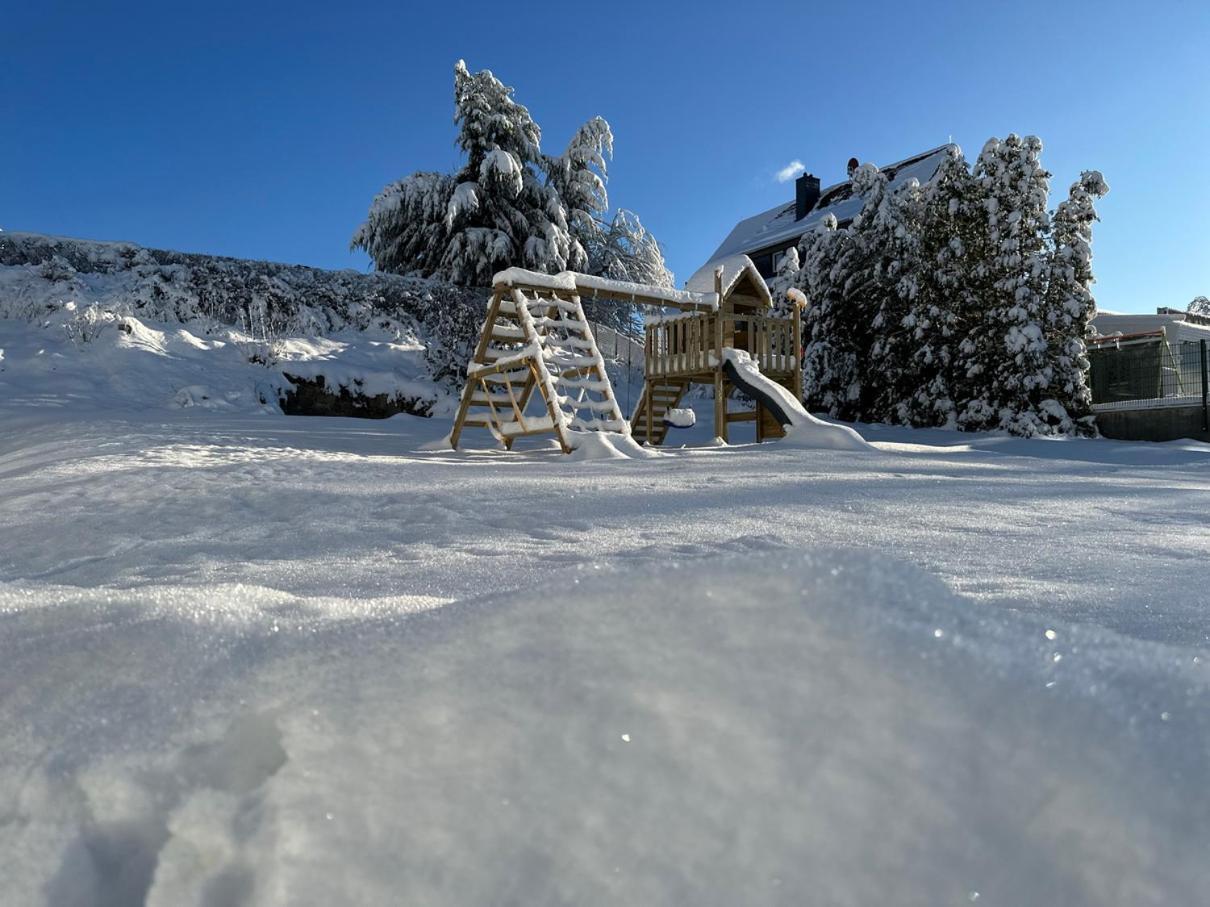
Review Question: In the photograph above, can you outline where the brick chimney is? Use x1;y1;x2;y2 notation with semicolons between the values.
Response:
795;172;821;221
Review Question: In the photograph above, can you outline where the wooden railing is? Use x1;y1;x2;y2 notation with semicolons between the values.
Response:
645;312;798;378
645;314;716;377
731;314;798;375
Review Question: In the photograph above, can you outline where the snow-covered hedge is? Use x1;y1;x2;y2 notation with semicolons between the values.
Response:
0;232;646;420
0;231;485;388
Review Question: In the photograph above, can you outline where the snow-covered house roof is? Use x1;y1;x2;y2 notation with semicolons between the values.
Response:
1164;319;1210;345
704;144;957;272
1089;310;1188;338
1087;310;1210;352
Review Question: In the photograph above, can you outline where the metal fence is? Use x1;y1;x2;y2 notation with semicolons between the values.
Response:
1089;338;1209;423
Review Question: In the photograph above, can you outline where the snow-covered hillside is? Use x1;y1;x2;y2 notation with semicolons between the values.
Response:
0;231;490;414
2;401;1209;905
0;232;644;418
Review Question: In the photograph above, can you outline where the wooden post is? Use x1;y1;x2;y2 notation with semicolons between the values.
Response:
792;294;804;403
645;380;654;443
713;268;727;443
450;290;503;449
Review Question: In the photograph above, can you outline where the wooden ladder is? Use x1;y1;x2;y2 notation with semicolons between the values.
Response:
629;378;689;447
450;284;626;452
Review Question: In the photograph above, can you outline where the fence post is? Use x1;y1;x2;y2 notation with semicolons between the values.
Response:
1201;339;1208;433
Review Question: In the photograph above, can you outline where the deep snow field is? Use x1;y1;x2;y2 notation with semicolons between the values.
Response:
3;317;1210;905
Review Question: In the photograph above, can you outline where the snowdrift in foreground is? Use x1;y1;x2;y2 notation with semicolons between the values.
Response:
3;553;1204;906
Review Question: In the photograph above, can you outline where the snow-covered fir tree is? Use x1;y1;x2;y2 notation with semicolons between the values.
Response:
797;213;868;420
767;245;800;317
789;136;1104;437
547;116;673;331
863;173;926;423
898;145;982;428
1040;170;1109;433
354;61;670;305
1188;296;1210;318
547;116;612;268
957;135;1055;434
440;60;577;285
797;164;918;422
350;172;454;278
353;61;574;286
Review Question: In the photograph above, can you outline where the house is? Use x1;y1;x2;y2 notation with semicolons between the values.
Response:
703;144;957;280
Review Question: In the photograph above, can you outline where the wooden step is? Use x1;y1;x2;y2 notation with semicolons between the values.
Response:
629;380;688;446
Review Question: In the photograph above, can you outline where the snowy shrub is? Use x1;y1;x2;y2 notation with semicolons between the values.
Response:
61;301;121;346
790;136;1108;436
352;59;671;331
1188;296;1210;318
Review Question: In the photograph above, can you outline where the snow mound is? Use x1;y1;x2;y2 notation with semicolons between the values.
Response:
417;431;456;451
664;407;696;428
779;417;870;450
566;430;660;460
2;551;1204;905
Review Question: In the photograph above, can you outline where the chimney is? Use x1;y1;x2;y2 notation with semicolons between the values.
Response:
795;172;820;221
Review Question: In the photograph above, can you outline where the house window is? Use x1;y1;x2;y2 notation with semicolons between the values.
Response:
771;250;788;273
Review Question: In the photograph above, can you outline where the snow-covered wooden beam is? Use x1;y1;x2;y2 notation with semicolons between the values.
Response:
492;268;718;312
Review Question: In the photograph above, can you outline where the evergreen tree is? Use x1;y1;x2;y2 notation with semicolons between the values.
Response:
792;136;1104;437
1187;296;1210;318
957;135;1054;434
798;214;866;419
899;145;981;428
767;245;800;317
350;172;454;278
803;163;904;422
354;61;670;297
1040;170;1110;433
547;116;612;270
547;116;674;309
864;174;925;423
595;210;672;286
580;211;672;333
440;60;575;285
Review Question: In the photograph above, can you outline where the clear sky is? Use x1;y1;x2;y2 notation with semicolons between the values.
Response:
3;0;1207;313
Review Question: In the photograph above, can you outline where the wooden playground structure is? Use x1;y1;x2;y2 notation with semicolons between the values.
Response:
448;255;803;452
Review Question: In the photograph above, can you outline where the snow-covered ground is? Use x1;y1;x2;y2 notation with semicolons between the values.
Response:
3;320;1210;904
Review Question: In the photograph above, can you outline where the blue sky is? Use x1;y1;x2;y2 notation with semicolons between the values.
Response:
3;0;1207;313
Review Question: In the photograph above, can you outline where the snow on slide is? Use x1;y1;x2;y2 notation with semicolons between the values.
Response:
721;348;870;450
2;552;1204;905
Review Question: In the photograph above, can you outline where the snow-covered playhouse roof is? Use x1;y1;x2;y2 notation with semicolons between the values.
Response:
683;254;772;308
703;144;957;274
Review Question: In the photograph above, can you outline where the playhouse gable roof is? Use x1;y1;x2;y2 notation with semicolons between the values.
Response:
684;254;772;308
